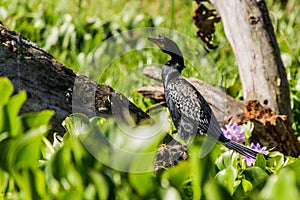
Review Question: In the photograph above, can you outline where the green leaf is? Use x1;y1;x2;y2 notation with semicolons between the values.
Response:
21;110;55;130
129;172;155;197
60;189;83;200
8;125;48;170
66;165;83;188
0;78;14;134
215;166;238;195
189;139;216;200
286;157;300;184
266;151;285;173
5;90;27;137
259;168;300;199
215;150;238;171
163;161;191;189
241;179;253;192
50;141;72;180
0;77;14;106
254;153;266;169
0;169;9;193
242;121;254;140
161;187;181;200
243;167;268;189
88;170;110;200
204;180;231;200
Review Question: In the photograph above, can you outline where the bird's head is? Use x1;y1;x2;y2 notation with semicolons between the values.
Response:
148;35;184;69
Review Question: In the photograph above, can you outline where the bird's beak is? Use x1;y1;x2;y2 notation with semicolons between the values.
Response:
147;37;165;48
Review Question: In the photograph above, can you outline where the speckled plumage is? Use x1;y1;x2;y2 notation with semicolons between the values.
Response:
162;65;211;142
148;35;259;159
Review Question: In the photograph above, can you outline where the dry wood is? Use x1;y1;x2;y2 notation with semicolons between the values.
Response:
0;24;150;134
237;100;300;157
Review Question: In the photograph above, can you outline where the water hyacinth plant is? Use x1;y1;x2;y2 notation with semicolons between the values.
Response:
221;121;245;143
221;121;268;166
244;142;268;167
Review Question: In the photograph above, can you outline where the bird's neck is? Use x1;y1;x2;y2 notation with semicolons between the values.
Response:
166;57;185;73
170;53;184;65
162;64;179;87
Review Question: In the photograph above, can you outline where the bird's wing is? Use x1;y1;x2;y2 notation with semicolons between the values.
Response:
165;76;217;136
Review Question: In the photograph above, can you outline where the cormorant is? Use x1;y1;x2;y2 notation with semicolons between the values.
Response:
148;35;259;159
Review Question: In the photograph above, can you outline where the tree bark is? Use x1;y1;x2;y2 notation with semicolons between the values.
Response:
0;24;150;134
209;0;292;124
239;100;300;157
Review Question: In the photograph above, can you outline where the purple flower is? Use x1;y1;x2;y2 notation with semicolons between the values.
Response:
244;142;268;167
221;122;245;143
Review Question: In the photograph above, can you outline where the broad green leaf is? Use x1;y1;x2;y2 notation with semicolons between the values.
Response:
215;166;238;195
215;150;238;171
50;143;72;180
266;151;285;173
66;165;83;188
0;77;14;106
13;168;47;199
242;121;254;140
84;184;96;200
162;161;191;189
0;132;9;143
243;167;268;189
5;90;27;137
0;169;9;193
33;168;47;198
0;109;5;134
286;157;300;176
8;125;48;170
161;187;181;200
254;153;266;169
60;189;82;200
259;168;300;199
204;180;231;200
21;110;55;130
88;170;110;200
129;172;155;196
0;78;14;133
0;139;14;171
241;179;253;192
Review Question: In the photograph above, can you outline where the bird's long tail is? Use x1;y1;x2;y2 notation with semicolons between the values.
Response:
223;140;259;159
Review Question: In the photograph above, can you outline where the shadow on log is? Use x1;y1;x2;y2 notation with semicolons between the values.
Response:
0;24;150;135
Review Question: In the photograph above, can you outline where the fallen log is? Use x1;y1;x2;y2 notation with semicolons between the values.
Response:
0;24;150;134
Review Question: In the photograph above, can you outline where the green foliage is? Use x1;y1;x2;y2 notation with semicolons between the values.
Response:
1;0;300;199
0;77;54;199
1;77;300;199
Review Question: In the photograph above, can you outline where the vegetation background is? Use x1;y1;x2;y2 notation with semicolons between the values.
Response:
0;0;299;199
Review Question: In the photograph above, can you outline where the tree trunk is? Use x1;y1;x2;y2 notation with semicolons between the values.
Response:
0;24;150;134
209;0;292;124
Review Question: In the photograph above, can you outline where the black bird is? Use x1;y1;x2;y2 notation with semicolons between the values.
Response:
148;35;259;159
